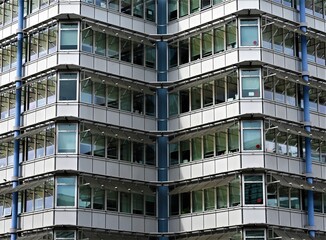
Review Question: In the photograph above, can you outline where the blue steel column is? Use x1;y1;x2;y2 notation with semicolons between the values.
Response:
157;1;168;239
299;0;315;237
11;1;24;240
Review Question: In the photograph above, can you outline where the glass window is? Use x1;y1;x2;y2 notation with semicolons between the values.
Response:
214;26;225;53
134;0;144;18
56;177;76;207
145;94;155;116
227;72;238;100
133;193;144;214
203;82;213;107
120;139;131;161
95;31;106;55
179;39;189;65
120;192;131;213
96;0;107;8
190;0;199;13
94;135;105;157
180;140;190;163
79;179;91;208
133;42;144;65
169;93;179;116
169;0;178;21
291;188;300;209
108;0;119;10
279;185;289;208
120;88;131;111
107;137;118;159
59;73;77;101
245;230;265;240
191;137;202;161
56;231;75;240
267;183;277;207
273;26;283;52
204;134;214;158
169;43;178;67
145;144;156;165
30;32;38;61
81;78;93;104
191;35;200;61
216;130;226;155
93;188;105;210
244;175;264;205
202;31;212;57
229;177;240;207
94;82;106;106
107;190;118;211
145;195;156;216
133;142;144;163
243;121;262;151
25;189;34;212
192;190;202;212
226;21;237;49
262;19;272;49
133;91;144;114
179;0;188;17
217;185;227;208
27;137;35;160
228;124;239;152
121;0;132;14
121;38;132;61
170;194;179;215
60;23;78;50
82;23;93;53
57;123;77;153
45;179;54;209
108;35;119;59
191;86;201;110
145;45;156;68
241;69;260;98
180;90;189;113
215;77;225;104
146;0;155;21
107;85;119;108
240;19;259;46
276;131;287;155
48;25;57;54
284;29;294;56
204;188;215;211
170;143;179;165
180;192;190;214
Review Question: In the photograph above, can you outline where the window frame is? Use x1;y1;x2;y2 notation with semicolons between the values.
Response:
243;175;265;206
57;123;78;154
59;22;79;51
55;176;77;208
240;69;261;98
58;72;78;102
242;120;263;151
239;18;260;47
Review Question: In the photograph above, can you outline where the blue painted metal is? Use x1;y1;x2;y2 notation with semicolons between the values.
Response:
157;1;168;239
11;1;24;240
299;0;315;237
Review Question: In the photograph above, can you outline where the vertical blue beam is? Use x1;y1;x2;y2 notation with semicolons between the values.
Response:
11;1;24;240
299;0;315;237
157;1;168;239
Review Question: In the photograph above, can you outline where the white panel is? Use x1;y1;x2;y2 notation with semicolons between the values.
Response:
216;211;228;227
78;211;91;227
26;111;36;126
314;215;324;230
279;210;291;227
58;53;79;65
190;62;202;76
169;118;179;131
92;212;106;228
190;111;202;126
108;12;120;26
225;51;238;66
317;66;326;80
227;155;241;171
203;212;216;229
43;211;54;227
312;164;322;178
80;55;94;69
179;216;191;231
79;157;93;172
224;1;237;15
239;49;261;62
277;156;289;172
120;113;132;127
94;8;107;22
242;154;264;169
192;215;204;230
144;168;156;181
94;108;106;123
266;209;279;225
191;163;203;178
263;102;275;116
57;104;78;117
179;114;191;129
107;110;120;125
107;61;120;75
274;54;285;68
34;160;45;175
189;14;200;28
290;212;303;228
203;108;214;124
144;118;156;131
37;58;47;72
133;19;145;33
144;70;156;83
308;64;317;77
55;210;77;225
203;160;215;176
262;50;273;65
60;2;81;14
240;101;262;114
120;64;133;79
229;209;242;225
33;212;43;228
22;215;33;230
80;105;94;120
169;218;180;232
243;208;265;224
178;18;190;32
48;4;59;18
93;159;106;175
272;4;282;16
56;156;78;171
26;62;38;76
265;155;277;170
215;158;227;173
238;0;259;10
35;108;46;122
226;102;239;117
133;67;145;81
288;159;300;175
81;6;95;18
168;69;179;82
47;55;58;70
284;57;296;72
286;107;299;122
120;164;132;178
144;218;156;232
179;165;191;179
275;105;286;119
200;9;212;24
94;57;107;72
120;16;133;30
119;215;132;231
132;165;145;181
106;161;120;177
44;157;55;173
320;116;326;129
310;113;319;127
179;66;190;80
283;8;296;22
201;58;213;73
132;115;145;130
0;219;5;234
132;217;145;232
22;162;35;177
169;168;180;181
106;214;119;229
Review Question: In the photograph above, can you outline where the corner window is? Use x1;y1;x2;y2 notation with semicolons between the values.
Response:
55;231;75;240
57;123;77;153
56;177;76;207
240;19;259;47
244;175;264;205
241;69;261;98
243;120;262;151
60;23;78;50
245;229;265;240
59;73;77;101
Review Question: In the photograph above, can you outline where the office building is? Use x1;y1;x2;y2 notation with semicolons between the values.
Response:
0;0;325;239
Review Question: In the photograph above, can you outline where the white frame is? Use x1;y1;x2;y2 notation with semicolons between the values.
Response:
241;120;263;152
242;174;265;206
56;123;78;154
240;68;261;99
58;72;79;102
55;176;77;208
239;18;260;47
244;229;266;240
59;22;79;51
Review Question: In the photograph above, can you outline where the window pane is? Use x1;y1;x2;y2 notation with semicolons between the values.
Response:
191;86;201;110
170;143;179;165
60;23;78;50
169;0;178;21
120;192;131;213
179;39;189;65
93;188;105;210
228;124;239;152
191;137;202;161
216;131;226;155
180;192;190;214
169;43;178;67
170;194;179;215
267;184;277;207
79;184;91;208
192;190;202;212
204;134;214;158
145;94;155;116
121;88;131;111
45;179;54;208
146;0;155;21
133;193;144;214
169;93;179;116
242;70;260;98
120;140;131;161
202;31;212;57
180;90;189;113
95;31;106;55
226;21;237;49
107;85;119;108
59;73;77;101
81;79;93;104
121;0;132;14
107;190;118;211
279;186;289;208
58;124;77;153
134;0;144;18
94;82;106;106
94;135;105;157
133;42;144;65
108;35;119;59
133;91;144;114
107;137;118;159
203;82;213;107
145;144;156;166
133;142;144;163
240;19;259;46
229;178;240;207
180;140;190;163
204;188;215;210
291;188;300;209
57;177;76;207
121;38;132;62
244;182;263;205
191;35;200;61
145;45;156;68
145;195;156;216
179;0;188;17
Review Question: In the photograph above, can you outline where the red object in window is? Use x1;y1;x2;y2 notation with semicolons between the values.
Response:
256;144;261;149
257;198;262;203
253;40;257;46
